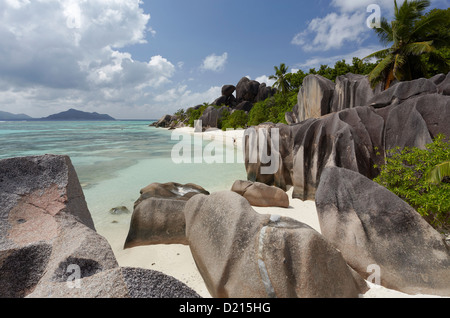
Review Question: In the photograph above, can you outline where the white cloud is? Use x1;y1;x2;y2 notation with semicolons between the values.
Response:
254;75;276;87
152;85;222;115
201;52;228;72
0;0;176;118
295;45;384;70
292;11;368;52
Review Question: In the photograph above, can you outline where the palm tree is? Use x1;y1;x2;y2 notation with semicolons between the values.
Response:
364;0;449;89
269;63;291;95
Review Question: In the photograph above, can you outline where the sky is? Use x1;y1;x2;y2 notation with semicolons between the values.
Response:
0;0;448;119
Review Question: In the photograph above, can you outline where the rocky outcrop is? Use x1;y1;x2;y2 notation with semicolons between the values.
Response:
236;77;261;103
246;74;450;200
294;74;335;123
183;191;368;298
231;180;289;208
368;77;438;108
316;167;450;297
330;73;380;113
0;155;202;298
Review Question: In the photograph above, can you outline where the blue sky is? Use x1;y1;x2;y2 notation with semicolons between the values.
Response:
0;0;447;119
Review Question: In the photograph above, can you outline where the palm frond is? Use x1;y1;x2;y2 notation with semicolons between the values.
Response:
403;41;435;55
393;53;408;80
374;18;394;46
368;54;394;88
363;48;391;61
411;8;449;40
425;161;450;184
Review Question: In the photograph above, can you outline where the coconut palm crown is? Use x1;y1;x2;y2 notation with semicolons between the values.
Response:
269;63;291;95
364;0;450;89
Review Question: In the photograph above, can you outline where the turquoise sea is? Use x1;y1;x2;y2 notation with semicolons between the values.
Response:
0;120;247;230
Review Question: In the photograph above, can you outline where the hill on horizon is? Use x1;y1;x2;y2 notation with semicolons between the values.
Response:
0;110;34;120
41;108;116;121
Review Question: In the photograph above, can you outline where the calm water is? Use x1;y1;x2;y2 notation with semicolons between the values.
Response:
0;120;247;228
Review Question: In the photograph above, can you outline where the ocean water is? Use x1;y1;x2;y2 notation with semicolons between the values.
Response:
0;120;247;229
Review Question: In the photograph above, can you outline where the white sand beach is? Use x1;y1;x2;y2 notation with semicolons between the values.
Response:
96;127;444;299
99;188;443;298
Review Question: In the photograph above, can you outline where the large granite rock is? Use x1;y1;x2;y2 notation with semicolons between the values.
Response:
125;182;209;248
151;114;173;128
0;155;200;298
222;85;236;97
316;167;450;297
330;73;379;113
294;74;335;122
0;155;127;298
247;76;450;200
236;77;261;103
183;191;368;298
368;77;438;108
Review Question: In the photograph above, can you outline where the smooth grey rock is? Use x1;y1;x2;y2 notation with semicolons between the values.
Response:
183;191;368;298
316;167;450;297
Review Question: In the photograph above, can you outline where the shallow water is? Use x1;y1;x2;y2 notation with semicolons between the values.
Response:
0;121;247;229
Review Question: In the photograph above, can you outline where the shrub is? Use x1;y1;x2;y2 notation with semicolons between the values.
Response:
374;134;450;232
221;110;248;130
248;91;297;126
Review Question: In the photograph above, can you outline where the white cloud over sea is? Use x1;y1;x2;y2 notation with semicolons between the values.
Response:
0;0;177;118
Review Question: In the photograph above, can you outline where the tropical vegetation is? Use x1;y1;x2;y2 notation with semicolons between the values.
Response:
374;134;450;232
364;0;450;89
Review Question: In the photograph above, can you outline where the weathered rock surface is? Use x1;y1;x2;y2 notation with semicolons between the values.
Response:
330;73;379;113
136;182;210;207
151;114;173;128
125;182;209;248
184;191;368;298
316;167;450;297
236;77;261;103
231;180;289;208
121;267;201;298
222;85;236;97
294;74;335;123
247;75;450;200
368;77;438;108
125;198;189;247
0;155;201;298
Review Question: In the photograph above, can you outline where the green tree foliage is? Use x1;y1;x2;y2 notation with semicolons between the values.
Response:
248;91;297;126
221;110;249;130
269;63;291;95
364;1;450;89
374;134;450;232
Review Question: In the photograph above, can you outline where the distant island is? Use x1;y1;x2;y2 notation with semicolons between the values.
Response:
0;111;33;121
0;108;115;121
40;108;115;121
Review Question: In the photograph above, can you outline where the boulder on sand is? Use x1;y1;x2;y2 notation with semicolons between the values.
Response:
184;191;368;298
125;182;209;248
231;180;289;208
315;166;450;297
